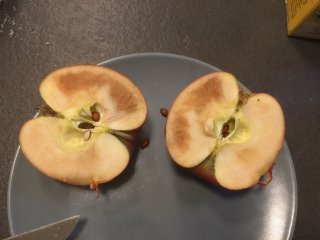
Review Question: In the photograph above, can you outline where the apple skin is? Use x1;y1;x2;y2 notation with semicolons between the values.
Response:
190;157;276;189
164;72;285;190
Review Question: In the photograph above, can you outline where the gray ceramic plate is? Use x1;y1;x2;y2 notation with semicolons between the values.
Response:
8;53;297;240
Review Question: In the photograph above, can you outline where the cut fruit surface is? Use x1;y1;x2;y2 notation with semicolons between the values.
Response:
165;72;285;190
166;72;239;168
19;65;147;186
214;94;285;189
40;65;147;131
20;117;130;185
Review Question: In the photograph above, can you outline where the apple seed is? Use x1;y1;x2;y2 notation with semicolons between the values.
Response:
221;118;235;138
160;108;168;117
140;138;150;149
78;122;95;129
222;124;229;138
83;130;91;141
91;111;100;122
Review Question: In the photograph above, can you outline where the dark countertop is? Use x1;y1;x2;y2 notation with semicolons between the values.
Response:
0;0;319;239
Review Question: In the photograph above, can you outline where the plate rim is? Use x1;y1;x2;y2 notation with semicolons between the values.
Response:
7;52;298;239
8;145;19;235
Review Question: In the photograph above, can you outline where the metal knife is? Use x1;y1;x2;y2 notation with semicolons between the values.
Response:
4;215;80;240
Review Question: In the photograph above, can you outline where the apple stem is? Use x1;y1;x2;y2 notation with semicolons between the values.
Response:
90;181;100;198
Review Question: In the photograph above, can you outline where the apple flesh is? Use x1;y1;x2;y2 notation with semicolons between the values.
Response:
165;72;285;190
19;65;147;186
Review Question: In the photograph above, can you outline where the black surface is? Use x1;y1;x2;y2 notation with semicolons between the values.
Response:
0;0;319;239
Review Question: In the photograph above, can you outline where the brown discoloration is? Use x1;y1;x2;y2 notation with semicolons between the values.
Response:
170;114;190;152
58;71;107;94
108;78;138;114
57;69;139;114
184;77;223;111
236;147;257;161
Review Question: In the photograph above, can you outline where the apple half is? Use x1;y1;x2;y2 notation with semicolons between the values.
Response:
19;65;147;186
165;72;285;190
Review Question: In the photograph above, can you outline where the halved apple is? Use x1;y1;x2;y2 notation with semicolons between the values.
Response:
19;65;147;186
165;72;285;190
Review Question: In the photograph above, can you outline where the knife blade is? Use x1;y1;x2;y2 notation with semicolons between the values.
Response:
4;215;80;240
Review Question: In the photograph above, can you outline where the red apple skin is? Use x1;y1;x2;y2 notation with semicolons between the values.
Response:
190;159;275;189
